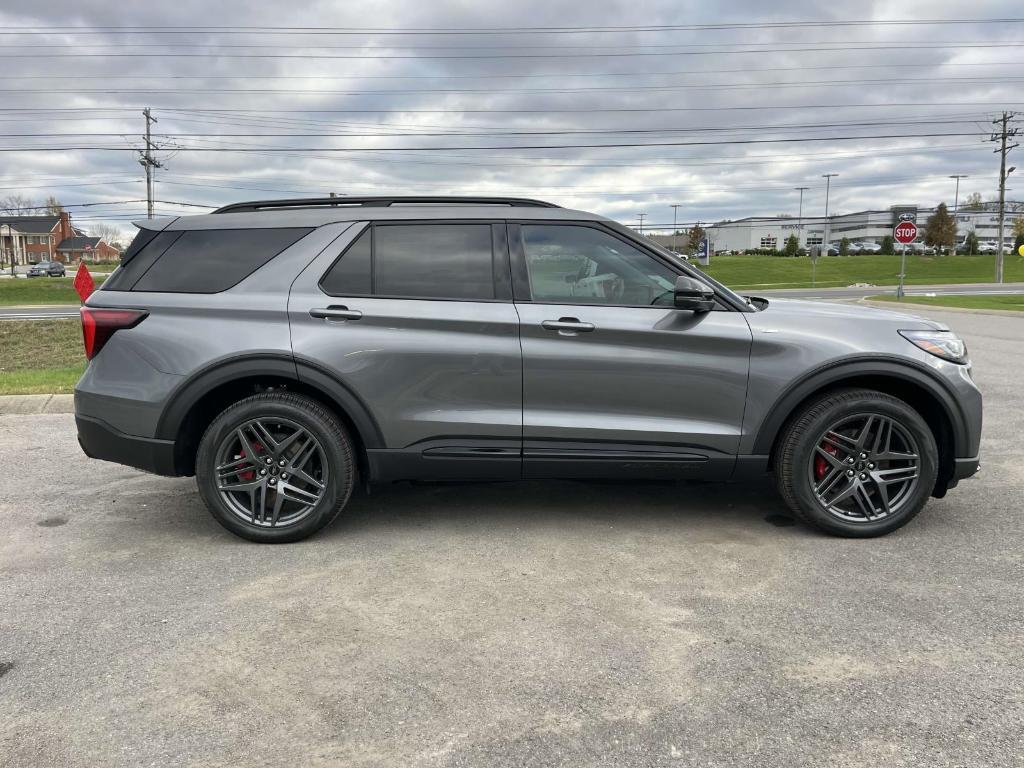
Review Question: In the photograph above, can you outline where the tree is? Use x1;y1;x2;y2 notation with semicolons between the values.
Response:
686;224;707;253
88;222;126;250
961;192;984;211
923;203;956;253
881;235;895;254
0;194;37;214
783;233;800;257
839;237;850;256
43;196;64;215
964;230;980;255
1013;216;1024;240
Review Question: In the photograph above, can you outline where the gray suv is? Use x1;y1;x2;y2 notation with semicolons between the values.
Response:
74;197;982;543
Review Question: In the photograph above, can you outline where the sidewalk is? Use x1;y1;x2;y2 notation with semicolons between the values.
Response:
0;393;75;415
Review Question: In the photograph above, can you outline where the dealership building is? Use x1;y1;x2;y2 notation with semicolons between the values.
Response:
704;203;1021;252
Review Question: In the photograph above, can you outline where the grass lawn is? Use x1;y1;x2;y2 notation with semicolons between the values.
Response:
868;293;1024;312
0;319;85;394
702;254;1024;290
0;276;107;306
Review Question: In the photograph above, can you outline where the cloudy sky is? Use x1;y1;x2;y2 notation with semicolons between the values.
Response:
1;0;1022;240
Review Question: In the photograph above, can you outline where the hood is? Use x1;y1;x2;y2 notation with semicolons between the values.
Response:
749;297;946;331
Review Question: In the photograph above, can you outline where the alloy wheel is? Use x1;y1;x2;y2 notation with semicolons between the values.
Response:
807;413;921;523
214;417;329;528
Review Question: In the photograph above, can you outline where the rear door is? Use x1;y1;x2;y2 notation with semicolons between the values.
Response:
510;222;752;480
288;220;522;481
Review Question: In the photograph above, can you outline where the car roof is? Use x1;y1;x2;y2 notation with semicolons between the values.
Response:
137;197;613;232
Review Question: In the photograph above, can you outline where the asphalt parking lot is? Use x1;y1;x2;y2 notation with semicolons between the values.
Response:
1;306;1022;767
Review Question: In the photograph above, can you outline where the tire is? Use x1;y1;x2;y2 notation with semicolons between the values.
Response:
775;388;938;537
195;392;356;543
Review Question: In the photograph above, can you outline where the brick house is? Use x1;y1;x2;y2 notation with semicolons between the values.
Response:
0;211;119;265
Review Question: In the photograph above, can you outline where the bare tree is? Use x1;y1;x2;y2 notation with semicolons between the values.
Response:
43;196;64;215
0;194;39;214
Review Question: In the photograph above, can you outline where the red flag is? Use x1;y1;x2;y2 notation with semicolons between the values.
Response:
73;262;95;302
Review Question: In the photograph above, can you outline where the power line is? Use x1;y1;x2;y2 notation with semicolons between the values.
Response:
2;19;1023;34
3;76;1022;98
2;42;1023;59
0;131;989;153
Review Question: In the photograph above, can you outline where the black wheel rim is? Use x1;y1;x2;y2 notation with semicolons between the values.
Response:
807;413;921;523
214;417;329;528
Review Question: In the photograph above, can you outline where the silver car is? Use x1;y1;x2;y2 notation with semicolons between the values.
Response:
75;197;982;542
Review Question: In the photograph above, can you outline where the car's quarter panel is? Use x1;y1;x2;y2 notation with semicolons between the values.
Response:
74;223;353;439
740;299;983;459
287;222;523;479
514;303;753;478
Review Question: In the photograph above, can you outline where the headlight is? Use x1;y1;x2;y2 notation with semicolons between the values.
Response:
899;329;969;364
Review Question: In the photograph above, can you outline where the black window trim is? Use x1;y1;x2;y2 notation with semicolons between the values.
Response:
507;220;741;312
318;219;513;304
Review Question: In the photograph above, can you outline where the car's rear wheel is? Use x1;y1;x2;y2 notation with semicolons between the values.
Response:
196;392;355;543
775;388;938;537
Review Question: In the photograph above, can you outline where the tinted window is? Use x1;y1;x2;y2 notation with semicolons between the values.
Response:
130;228;310;293
522;225;678;306
102;230;182;291
319;227;371;296
375;224;493;300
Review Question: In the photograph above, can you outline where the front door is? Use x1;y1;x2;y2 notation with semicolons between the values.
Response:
510;223;752;479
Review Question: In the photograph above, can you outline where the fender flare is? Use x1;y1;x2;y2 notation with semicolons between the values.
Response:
154;353;384;449
751;356;969;457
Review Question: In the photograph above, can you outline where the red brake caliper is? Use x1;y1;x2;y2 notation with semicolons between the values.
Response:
237;442;264;482
814;442;838;481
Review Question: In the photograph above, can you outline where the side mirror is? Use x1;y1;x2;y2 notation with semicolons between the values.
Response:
674;275;716;312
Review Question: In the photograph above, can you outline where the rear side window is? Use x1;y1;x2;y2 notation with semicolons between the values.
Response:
320;223;495;301
105;228;311;293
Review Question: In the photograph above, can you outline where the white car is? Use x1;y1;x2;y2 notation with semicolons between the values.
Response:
857;241;882;254
978;241;998;254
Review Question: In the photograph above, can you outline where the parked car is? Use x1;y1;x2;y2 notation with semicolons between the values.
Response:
75;196;982;542
857;241;882;254
825;244;841;256
978;241;999;255
908;241;936;256
27;260;66;277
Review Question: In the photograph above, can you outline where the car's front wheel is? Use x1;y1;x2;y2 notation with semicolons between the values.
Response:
775;388;938;537
195;392;356;543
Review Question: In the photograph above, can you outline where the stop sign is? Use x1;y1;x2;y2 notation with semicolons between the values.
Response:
894;220;918;245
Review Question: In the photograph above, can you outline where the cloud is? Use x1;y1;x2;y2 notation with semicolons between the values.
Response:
0;0;1021;238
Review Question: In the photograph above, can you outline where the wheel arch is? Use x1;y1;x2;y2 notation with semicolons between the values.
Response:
755;358;966;493
156;354;384;477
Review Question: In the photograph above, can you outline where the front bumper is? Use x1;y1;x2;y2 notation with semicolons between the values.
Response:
76;414;179;477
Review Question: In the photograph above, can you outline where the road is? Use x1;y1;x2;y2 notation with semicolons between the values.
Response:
2;281;1023;320
755;281;1024;301
1;306;1021;767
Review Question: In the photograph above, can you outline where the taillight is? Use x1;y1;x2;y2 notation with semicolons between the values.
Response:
80;307;148;360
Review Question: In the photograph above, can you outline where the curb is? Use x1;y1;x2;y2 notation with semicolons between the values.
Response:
859;298;1024;317
0;393;75;415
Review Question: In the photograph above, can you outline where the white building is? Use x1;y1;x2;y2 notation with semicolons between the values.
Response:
705;203;1022;253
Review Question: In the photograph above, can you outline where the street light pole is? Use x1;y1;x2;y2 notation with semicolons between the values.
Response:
949;174;967;250
637;213;647;236
794;187;809;247
670;204;680;253
822;174;838;252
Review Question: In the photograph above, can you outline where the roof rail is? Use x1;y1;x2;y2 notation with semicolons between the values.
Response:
212;196;560;214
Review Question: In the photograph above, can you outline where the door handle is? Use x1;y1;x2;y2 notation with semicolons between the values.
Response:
310;306;363;321
541;318;595;334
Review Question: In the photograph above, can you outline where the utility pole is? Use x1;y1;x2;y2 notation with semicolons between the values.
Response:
670;204;680;253
822;174;838;251
990;112;1019;283
637;213;647;236
139;108;164;219
794;187;809;247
